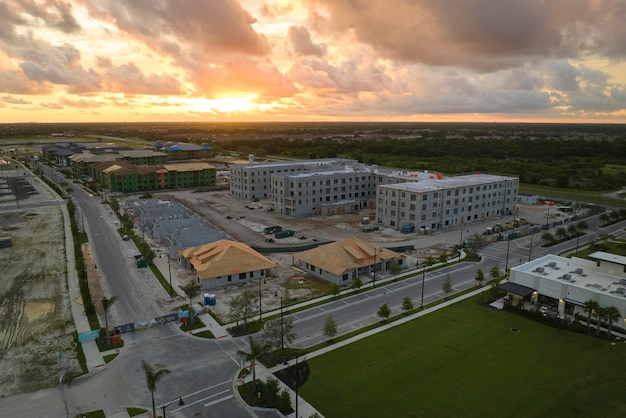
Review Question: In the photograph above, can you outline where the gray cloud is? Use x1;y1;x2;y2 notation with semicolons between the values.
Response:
288;26;326;57
311;0;626;71
19;43;101;93
1;95;31;104
95;57;185;95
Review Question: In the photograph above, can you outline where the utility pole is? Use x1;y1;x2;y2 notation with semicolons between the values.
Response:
280;297;284;350
371;247;377;289
420;265;426;309
167;254;172;294
258;278;262;323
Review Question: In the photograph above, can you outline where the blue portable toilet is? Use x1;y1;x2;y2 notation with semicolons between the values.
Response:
203;293;211;305
208;294;217;306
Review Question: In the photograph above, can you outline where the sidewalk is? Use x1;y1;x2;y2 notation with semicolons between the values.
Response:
61;203;109;373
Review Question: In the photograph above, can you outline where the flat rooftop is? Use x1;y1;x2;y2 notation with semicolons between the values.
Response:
378;173;516;192
511;254;626;298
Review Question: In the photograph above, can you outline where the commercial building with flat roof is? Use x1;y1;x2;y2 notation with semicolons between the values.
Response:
508;252;626;326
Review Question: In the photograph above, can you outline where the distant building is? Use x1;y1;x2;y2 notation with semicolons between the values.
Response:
507;252;626;324
179;240;277;290
293;238;406;285
156;141;213;161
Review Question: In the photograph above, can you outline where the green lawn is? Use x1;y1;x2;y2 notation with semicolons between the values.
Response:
299;297;626;418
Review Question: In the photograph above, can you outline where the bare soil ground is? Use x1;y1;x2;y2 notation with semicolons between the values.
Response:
158;190;454;320
0;174;80;398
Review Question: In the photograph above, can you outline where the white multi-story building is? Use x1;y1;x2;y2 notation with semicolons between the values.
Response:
270;165;376;216
375;173;518;231
229;156;357;201
229;157;518;229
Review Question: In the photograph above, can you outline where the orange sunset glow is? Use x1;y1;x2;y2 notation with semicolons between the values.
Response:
2;0;626;123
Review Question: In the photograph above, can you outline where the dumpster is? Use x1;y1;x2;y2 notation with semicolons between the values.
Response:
275;229;295;239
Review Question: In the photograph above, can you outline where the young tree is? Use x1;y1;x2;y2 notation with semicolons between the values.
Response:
489;265;501;281
278;388;292;413
237;336;269;388
475;268;485;284
438;252;448;265
179;281;202;326
323;315;338;343
389;259;401;275
329;283;340;298
583;299;599;334
401;296;414;315
101;295;118;346
352;276;363;290
142;360;171;418
228;290;257;327
442;274;452;300
424;255;435;267
263;318;297;351
377;303;391;323
576;220;588;234
467;233;488;254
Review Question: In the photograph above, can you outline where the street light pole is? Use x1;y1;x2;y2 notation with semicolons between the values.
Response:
295;355;299;418
160;397;185;418
280;296;284;350
505;236;511;276
258;278;262;323
420;265;426;309
167;254;172;294
372;247;377;289
528;235;533;262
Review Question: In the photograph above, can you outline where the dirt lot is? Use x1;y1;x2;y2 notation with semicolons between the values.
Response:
0;173;80;398
155;190;459;319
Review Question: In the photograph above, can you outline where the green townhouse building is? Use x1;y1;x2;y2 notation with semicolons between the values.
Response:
92;161;216;193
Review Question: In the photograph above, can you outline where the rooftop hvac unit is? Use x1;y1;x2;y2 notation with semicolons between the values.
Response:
574;268;583;274
548;261;557;268
535;267;544;273
562;274;572;280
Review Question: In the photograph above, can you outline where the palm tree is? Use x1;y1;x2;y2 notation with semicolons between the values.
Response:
598;212;610;226
179;282;201;326
142;360;171;418
595;307;607;337
566;224;577;238
101;295;118;346
604;306;621;339
555;227;568;241
541;231;554;245
576;220;588;234
237;336;268;389
583;299;599;334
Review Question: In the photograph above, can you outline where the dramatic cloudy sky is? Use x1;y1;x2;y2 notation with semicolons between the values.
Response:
2;0;626;122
